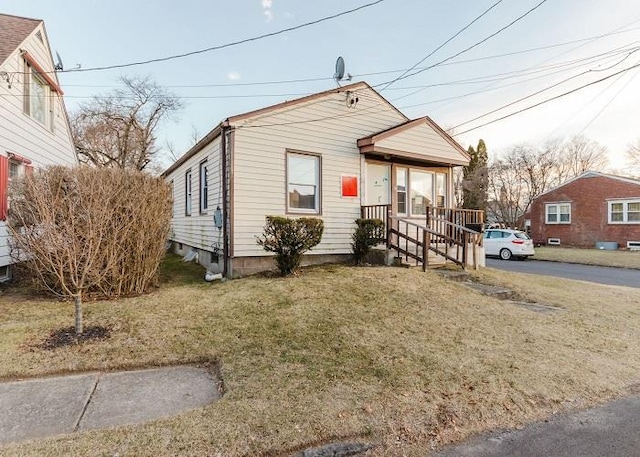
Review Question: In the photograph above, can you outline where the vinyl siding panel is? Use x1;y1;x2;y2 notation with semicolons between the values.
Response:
0;25;77;267
166;136;224;253
376;123;466;163
231;87;406;257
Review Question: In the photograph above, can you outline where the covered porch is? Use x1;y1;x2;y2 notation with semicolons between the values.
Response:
356;117;484;269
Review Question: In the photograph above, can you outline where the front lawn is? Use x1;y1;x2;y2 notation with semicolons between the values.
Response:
1;258;640;455
533;246;640;269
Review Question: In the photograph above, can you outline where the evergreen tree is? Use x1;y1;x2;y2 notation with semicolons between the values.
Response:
462;139;489;211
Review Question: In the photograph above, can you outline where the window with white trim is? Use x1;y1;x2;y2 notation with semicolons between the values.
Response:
185;169;192;216
396;168;407;215
287;152;320;213
410;170;433;216
545;203;571;224
23;62;52;129
199;160;208;213
608;199;640;224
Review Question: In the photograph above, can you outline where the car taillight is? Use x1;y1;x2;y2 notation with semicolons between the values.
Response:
512;240;525;245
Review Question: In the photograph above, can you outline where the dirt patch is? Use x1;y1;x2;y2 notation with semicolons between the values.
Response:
38;325;111;350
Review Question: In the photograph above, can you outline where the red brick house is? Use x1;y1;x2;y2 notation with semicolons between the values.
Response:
530;171;640;249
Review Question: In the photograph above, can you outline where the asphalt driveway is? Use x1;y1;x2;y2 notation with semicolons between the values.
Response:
485;258;640;288
434;395;640;457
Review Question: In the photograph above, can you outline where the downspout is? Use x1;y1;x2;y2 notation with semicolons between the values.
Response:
221;123;229;278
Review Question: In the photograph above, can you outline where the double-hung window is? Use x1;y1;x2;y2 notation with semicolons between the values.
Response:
185;169;192;216
396;168;407;215
199;160;208;214
608;199;640;223
545;203;571;224
410;170;434;216
287;151;320;214
23;61;53;130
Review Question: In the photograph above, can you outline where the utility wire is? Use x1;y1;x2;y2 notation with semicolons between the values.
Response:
456;59;640;135
36;43;636;101
56;24;640;88
61;0;386;73
380;0;550;94
379;0;504;92
453;49;640;129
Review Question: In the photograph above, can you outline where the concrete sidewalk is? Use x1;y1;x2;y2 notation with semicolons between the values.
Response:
0;365;220;445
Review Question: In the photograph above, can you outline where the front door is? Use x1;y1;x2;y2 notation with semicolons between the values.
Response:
365;163;390;206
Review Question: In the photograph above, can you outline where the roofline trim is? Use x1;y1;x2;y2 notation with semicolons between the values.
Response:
161;124;223;177
535;171;640;199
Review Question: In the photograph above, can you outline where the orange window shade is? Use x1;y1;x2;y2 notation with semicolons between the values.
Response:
341;175;358;197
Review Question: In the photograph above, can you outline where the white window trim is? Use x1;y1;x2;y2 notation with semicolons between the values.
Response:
608;198;640;224
545;202;571;224
199;160;208;214
286;151;321;215
185;169;192;216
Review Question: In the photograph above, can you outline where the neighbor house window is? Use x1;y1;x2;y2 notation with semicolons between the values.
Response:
410;170;434;216
185;169;192;216
199;160;208;213
23;62;49;127
608;199;640;224
545;203;571;224
396;168;407;215
287;151;320;213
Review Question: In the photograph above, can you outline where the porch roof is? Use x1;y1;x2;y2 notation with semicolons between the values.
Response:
357;117;470;166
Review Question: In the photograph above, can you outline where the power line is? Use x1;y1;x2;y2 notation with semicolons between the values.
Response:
578;68;640;134
56;26;640;89
381;0;550;95
61;0;386;73
379;0;504;92
456;59;640;135
37;43;635;102
453;49;640;129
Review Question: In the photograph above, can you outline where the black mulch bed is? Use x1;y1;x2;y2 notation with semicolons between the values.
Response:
38;325;111;350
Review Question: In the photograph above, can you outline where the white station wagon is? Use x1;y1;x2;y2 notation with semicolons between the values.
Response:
483;229;535;260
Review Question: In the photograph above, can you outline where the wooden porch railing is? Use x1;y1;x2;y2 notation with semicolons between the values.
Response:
360;204;484;270
361;204;391;243
388;215;483;270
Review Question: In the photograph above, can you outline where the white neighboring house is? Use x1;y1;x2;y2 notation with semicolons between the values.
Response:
0;13;78;278
163;82;479;278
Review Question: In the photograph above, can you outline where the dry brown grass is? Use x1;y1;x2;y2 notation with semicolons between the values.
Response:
533;246;640;269
1;261;640;456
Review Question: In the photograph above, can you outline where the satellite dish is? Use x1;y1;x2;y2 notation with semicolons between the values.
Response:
334;56;345;86
54;51;64;71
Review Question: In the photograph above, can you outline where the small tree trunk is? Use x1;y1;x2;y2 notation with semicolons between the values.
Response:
74;294;83;335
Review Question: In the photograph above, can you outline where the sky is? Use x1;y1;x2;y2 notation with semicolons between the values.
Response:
3;0;640;171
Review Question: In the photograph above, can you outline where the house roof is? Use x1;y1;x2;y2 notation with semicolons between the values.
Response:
535;171;640;200
0;13;41;66
162;81;408;177
357;116;470;165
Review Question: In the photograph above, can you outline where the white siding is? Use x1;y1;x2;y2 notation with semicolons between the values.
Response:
376;122;466;163
230;87;407;257
0;24;77;267
165;136;223;253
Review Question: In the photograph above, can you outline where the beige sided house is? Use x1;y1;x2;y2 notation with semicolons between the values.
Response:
0;13;78;279
163;82;483;278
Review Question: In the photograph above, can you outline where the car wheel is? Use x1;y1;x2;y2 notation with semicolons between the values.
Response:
499;248;512;260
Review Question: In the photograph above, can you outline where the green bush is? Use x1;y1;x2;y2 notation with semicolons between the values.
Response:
351;218;385;264
256;216;324;276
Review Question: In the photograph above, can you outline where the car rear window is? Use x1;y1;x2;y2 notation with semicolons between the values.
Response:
513;232;530;240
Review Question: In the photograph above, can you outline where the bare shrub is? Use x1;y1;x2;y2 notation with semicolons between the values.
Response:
8;166;171;335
